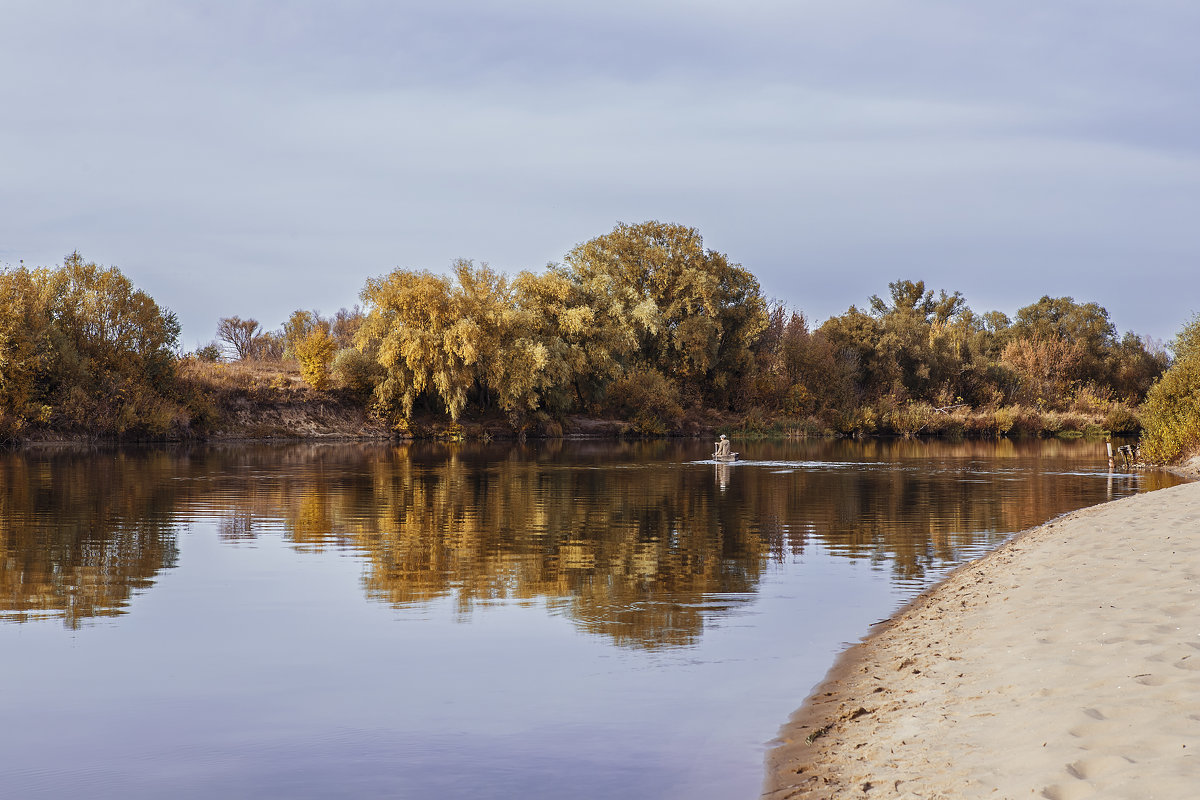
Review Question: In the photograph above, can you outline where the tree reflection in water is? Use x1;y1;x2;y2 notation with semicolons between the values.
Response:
0;449;181;628
0;440;1180;644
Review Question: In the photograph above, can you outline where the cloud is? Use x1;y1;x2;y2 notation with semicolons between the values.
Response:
2;1;1199;345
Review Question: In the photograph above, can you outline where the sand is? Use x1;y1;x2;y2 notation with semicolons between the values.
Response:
764;461;1200;800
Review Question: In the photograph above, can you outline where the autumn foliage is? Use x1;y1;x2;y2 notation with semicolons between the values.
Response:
0;252;184;439
0;227;1185;446
355;222;768;427
738;280;1167;437
1139;315;1200;463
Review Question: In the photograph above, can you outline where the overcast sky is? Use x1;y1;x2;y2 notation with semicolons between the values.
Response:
3;1;1198;350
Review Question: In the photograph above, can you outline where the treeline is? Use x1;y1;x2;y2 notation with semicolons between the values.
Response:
0;223;1187;446
202;221;767;433
745;282;1166;437
201;221;1167;438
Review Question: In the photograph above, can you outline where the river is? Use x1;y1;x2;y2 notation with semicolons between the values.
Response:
0;439;1182;799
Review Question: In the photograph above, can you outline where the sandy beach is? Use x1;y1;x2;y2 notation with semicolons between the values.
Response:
765;458;1200;799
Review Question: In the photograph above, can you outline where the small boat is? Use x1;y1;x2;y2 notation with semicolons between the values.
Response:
713;452;739;462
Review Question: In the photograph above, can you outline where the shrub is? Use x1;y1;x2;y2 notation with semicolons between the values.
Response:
1069;384;1111;415
604;367;683;433
1140;318;1200;463
829;405;878;436
1040;410;1089;437
533;412;563;438
194;343;222;362
782;384;813;416
736;406;770;436
887;402;935;437
957;408;998;438
631;410;669;435
295;328;337;390
1103;403;1140;435
332;347;380;399
1006;405;1044;437
0;411;25;444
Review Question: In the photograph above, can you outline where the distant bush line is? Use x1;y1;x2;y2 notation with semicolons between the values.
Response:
2;223;1195;461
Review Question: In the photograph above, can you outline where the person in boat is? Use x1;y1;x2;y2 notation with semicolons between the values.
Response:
714;434;732;458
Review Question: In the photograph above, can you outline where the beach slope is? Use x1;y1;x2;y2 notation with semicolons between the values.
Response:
765;474;1200;799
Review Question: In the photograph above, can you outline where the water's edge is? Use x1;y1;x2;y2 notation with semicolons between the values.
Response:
762;467;1198;797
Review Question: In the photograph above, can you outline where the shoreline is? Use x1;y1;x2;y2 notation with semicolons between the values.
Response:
764;457;1200;799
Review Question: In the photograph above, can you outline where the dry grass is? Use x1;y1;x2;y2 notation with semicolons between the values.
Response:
173;357;390;440
177;357;308;397
810;401;1129;440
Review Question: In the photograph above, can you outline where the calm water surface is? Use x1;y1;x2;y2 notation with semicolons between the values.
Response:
0;439;1183;799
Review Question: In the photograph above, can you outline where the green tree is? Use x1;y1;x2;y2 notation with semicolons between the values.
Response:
562;221;767;407
818;305;889;401
868;279;969;401
194;342;222;362
332;347;382;399
512;266;624;411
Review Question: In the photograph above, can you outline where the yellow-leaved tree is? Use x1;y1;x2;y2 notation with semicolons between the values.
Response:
0;253;182;436
359;261;569;422
0;268;50;434
511;266;629;411
1140;315;1200;463
357;222;767;422
296;326;337;390
562;221;767;407
358;269;461;419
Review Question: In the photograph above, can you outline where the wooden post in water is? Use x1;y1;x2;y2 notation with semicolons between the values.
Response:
1106;438;1115;471
1118;444;1135;468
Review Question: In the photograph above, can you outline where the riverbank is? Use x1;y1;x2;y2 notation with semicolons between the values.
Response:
764;457;1200;799
5;351;1147;446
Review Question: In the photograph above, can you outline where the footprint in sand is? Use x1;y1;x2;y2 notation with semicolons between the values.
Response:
1134;673;1167;686
1067;754;1134;780
1042;782;1095;800
1068;711;1111;739
1173;657;1200;671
